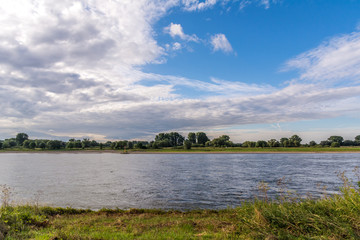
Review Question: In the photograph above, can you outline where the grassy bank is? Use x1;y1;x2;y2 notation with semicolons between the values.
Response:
1;174;360;239
2;146;360;154
131;146;360;153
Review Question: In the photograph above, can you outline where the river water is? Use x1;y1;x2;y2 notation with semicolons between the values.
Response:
0;153;359;210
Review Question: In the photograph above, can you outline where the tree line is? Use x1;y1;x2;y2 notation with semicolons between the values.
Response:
0;132;360;150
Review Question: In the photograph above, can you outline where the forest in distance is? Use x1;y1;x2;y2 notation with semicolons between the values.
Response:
1;132;360;151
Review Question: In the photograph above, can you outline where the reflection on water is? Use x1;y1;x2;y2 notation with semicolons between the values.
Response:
0;153;359;210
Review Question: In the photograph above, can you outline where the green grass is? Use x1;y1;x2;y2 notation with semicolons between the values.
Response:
2;146;360;153
1;173;360;239
130;146;360;153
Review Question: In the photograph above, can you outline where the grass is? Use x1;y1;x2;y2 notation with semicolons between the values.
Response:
131;146;360;153
2;146;360;153
1;171;360;239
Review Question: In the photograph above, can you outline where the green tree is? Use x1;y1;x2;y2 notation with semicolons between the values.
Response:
211;135;232;147
328;136;344;145
74;140;82;148
184;140;192;149
38;142;46;149
66;141;75;149
342;140;354;146
16;133;29;146
280;138;289;147
127;141;133;149
267;139;280;148
320;141;331;147
242;141;256;148
0;141;3;149
169;132;184;147
256;140;268;148
114;142;120;149
290;135;302;147
135;142;144;149
151;141;159;149
90;140;99;147
118;141;128;149
331;142;340;148
309;141;317;147
23;139;31;148
282;140;290;148
155;132;184;147
29;141;36;149
46;140;63;150
81;138;91;149
4;140;16;148
196;132;209;145
188;132;196;144
354;137;360;146
2;141;10;149
155;133;169;142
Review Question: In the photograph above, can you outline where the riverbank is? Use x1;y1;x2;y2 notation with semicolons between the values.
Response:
1;185;359;239
1;170;359;239
1;146;360;154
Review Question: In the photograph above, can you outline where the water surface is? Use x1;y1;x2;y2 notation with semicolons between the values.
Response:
0;153;359;210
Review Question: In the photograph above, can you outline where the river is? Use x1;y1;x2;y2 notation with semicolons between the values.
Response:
0;153;359;210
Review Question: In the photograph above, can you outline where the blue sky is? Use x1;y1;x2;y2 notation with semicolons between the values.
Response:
150;1;360;83
1;0;360;143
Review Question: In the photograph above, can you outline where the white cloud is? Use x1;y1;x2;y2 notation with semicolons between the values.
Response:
284;31;360;85
181;0;278;11
239;1;251;10
239;0;278;10
1;0;360;142
182;0;218;11
164;23;199;42
139;73;275;96
210;34;233;53
260;0;270;9
172;42;182;50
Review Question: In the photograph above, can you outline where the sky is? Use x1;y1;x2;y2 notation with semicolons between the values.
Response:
1;0;360;143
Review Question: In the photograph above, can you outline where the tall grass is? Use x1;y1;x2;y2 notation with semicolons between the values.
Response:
0;169;359;239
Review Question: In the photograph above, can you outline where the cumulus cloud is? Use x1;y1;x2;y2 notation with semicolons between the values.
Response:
0;0;360;142
210;34;233;53
164;23;199;42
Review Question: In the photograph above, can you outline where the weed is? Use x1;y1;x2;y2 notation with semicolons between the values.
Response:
257;181;270;202
0;185;11;208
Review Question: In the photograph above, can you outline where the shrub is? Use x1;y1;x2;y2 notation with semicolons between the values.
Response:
184;140;192;150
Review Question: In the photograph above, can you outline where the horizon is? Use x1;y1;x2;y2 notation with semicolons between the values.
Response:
1;1;360;143
1;131;359;146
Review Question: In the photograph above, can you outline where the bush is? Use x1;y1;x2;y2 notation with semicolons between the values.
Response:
183;140;192;150
331;142;340;148
0;221;8;240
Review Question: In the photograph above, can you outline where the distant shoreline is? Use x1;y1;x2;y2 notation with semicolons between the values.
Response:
1;149;360;154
